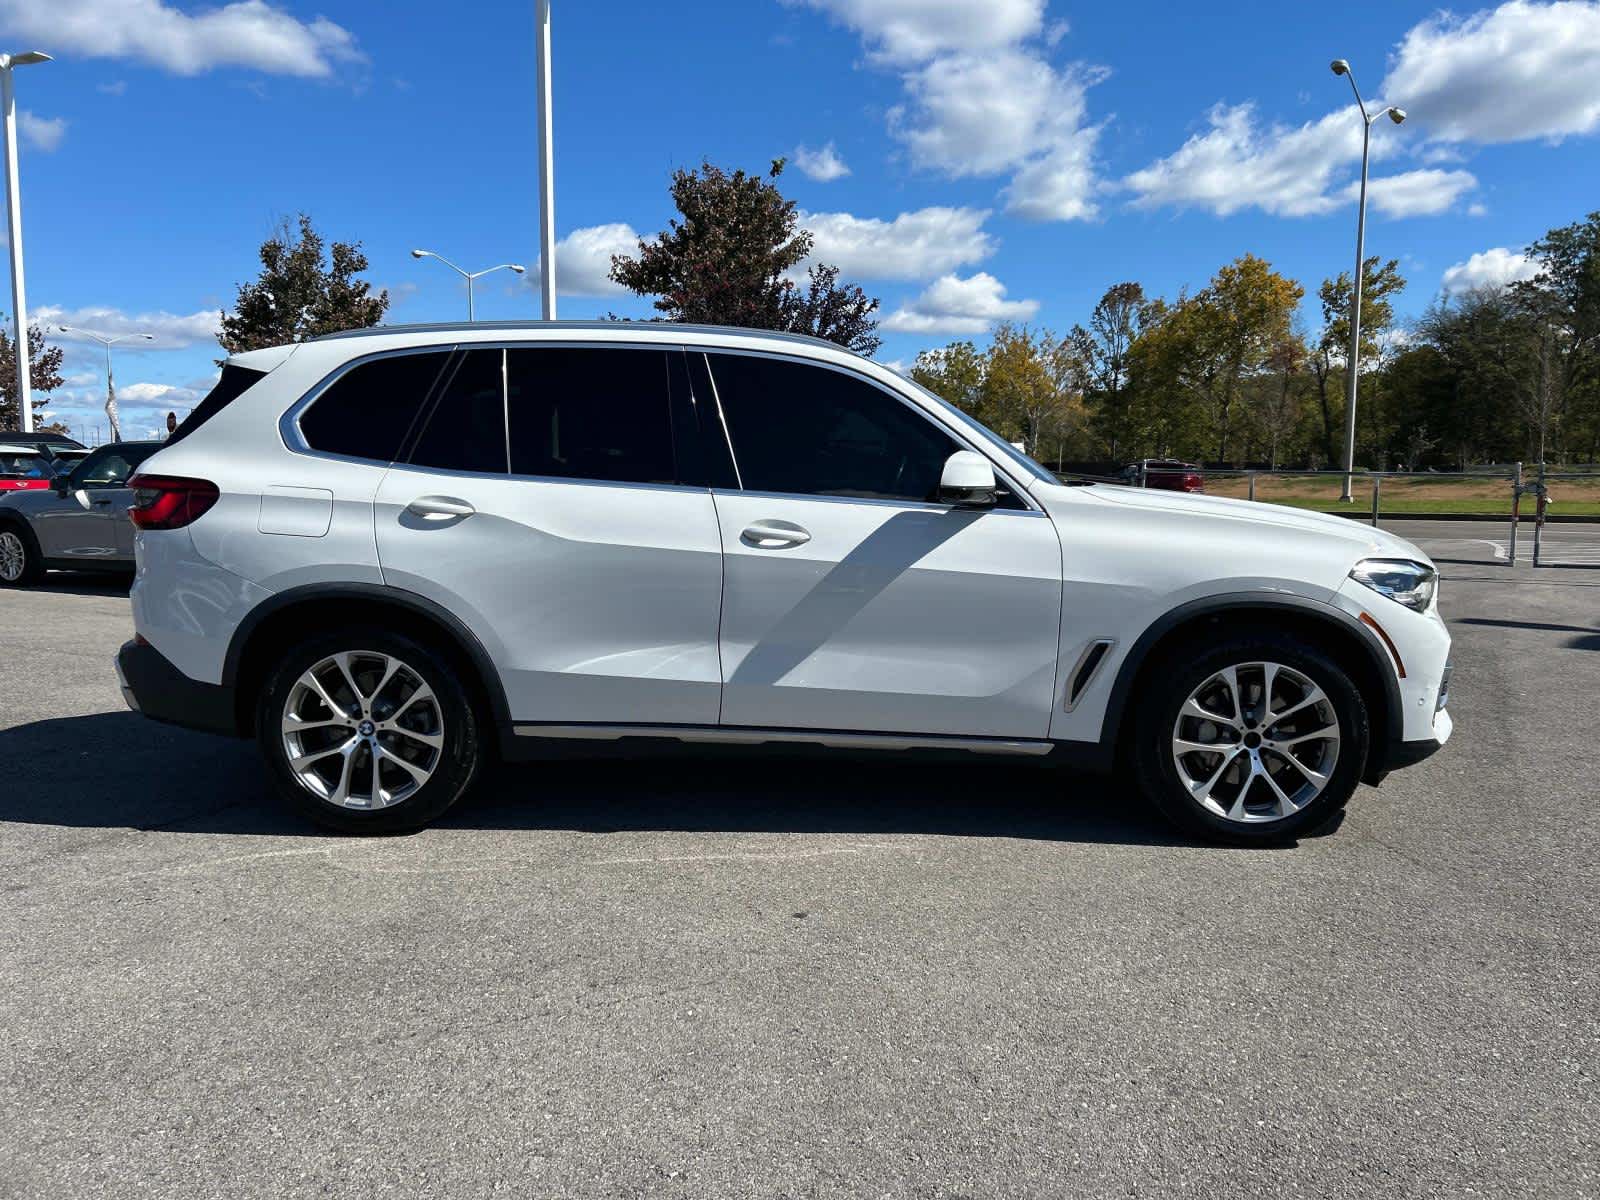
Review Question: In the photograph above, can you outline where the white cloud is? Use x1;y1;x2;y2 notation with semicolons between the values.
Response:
786;0;1046;64
800;206;994;280
37;304;219;351
1358;169;1479;217
117;381;198;404
1124;104;1376;217
1382;0;1600;144
541;224;638;297
19;111;66;152
792;142;851;182
1441;246;1544;292
0;0;364;78
882;272;1039;334
790;0;1106;222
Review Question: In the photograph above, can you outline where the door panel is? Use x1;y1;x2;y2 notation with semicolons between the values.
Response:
374;469;723;725
712;491;1063;738
33;489;114;558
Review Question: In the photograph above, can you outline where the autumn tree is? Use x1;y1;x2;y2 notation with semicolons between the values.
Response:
219;214;389;354
1181;255;1303;462
610;159;881;354
909;340;984;413
0;320;64;430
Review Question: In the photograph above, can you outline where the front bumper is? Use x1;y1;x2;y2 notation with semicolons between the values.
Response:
116;638;239;737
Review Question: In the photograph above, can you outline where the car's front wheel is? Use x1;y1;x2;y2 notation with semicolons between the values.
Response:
1131;631;1370;842
257;628;483;833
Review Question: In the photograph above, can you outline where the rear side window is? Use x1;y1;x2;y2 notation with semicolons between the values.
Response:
505;348;676;485
407;349;508;474
706;352;962;502
300;351;452;463
166;363;267;447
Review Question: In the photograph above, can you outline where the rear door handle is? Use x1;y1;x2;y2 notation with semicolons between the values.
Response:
741;519;811;549
405;495;476;520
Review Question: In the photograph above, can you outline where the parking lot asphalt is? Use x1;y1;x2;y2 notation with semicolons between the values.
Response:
2;532;1597;1198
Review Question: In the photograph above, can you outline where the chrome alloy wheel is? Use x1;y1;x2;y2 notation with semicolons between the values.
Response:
1171;661;1341;824
280;651;444;810
0;531;25;582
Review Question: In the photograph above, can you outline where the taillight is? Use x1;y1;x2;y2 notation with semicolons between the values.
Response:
1184;473;1203;492
128;475;220;530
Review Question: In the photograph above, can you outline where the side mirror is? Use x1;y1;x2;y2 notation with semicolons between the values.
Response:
939;450;997;508
53;474;72;496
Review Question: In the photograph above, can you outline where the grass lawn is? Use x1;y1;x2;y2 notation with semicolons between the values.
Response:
1201;473;1600;518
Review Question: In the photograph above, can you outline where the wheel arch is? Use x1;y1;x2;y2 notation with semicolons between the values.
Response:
1099;592;1402;783
224;583;512;748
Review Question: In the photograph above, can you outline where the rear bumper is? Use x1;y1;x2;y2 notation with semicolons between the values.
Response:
116;638;239;737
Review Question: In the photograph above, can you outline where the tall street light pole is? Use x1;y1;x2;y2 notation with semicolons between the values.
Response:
1;49;50;434
535;0;557;320
410;251;526;321
1330;58;1405;502
58;326;154;443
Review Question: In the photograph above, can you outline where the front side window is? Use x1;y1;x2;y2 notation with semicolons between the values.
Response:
505;348;675;485
75;444;157;487
300;351;452;463
705;352;962;502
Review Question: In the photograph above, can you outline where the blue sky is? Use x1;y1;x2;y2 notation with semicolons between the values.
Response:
3;0;1598;439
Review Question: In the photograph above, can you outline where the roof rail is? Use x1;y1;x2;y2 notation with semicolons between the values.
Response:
305;319;851;354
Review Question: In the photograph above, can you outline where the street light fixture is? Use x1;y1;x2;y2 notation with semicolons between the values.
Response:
410;250;526;322
1331;57;1406;502
0;49;50;433
57;326;156;443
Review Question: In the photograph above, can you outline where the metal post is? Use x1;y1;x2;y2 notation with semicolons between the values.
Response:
535;0;557;320
1340;121;1370;504
1247;472;1257;503
1532;461;1547;568
1507;462;1521;566
1;63;32;433
1370;473;1381;527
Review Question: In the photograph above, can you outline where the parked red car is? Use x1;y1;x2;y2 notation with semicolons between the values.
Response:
1123;459;1204;493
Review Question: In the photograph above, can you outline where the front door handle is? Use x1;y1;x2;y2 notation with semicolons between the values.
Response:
405;495;476;520
741;519;811;549
90;498;113;507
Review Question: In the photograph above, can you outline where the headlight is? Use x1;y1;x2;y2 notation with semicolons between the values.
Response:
1350;558;1437;612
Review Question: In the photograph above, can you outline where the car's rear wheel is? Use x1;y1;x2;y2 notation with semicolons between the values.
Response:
1130;632;1369;843
257;628;482;833
0;524;41;586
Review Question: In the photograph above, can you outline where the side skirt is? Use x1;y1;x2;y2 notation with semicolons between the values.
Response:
508;722;1057;758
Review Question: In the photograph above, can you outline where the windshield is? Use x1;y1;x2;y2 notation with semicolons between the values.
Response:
898;377;1059;487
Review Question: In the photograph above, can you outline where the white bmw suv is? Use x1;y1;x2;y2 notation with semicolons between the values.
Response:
115;322;1452;840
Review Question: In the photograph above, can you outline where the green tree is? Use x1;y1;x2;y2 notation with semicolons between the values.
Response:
909;340;984;413
0;320;65;430
219;214;389;355
1070;281;1146;459
1312;257;1406;465
610;159;881;354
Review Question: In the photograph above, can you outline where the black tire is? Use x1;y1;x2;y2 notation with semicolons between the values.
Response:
1129;630;1370;844
256;626;483;833
0;520;43;586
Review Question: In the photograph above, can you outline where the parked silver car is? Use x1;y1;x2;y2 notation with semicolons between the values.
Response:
0;441;162;583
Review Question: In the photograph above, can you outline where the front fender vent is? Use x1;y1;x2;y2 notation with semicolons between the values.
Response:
1064;639;1115;711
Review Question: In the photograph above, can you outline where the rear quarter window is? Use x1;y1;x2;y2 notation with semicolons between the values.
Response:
299;351;454;463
